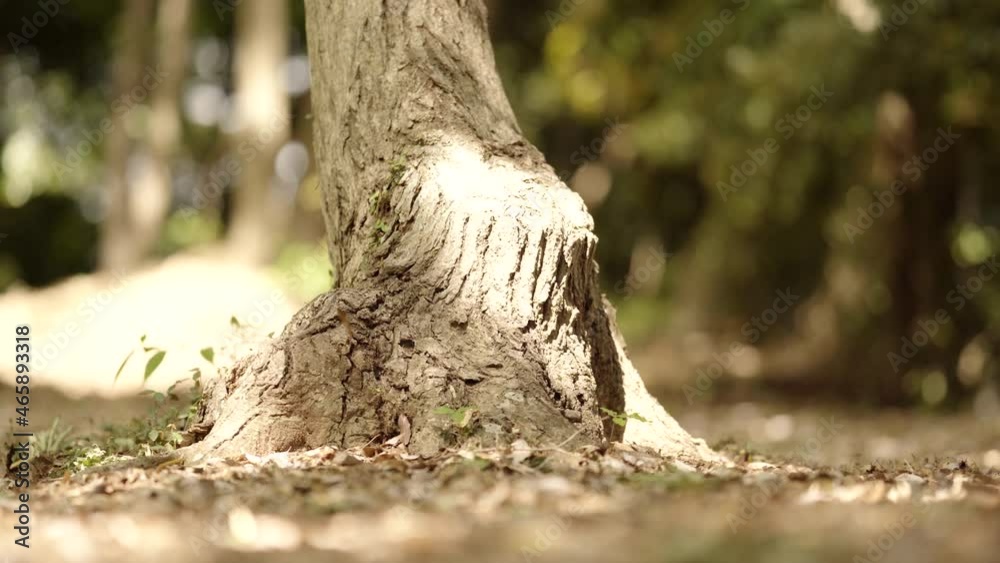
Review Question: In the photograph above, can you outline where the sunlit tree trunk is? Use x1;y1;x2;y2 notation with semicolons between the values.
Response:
226;0;291;265
189;0;717;465
142;0;193;259
98;0;155;272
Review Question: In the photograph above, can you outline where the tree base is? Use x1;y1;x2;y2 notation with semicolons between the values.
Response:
185;287;722;466
185;132;722;466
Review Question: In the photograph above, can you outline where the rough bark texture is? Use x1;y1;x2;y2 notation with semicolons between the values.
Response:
190;0;718;464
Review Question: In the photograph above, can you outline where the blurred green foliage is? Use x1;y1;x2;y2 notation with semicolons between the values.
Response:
488;0;1000;405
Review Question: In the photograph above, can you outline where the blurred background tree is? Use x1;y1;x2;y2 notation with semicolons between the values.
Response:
0;0;997;409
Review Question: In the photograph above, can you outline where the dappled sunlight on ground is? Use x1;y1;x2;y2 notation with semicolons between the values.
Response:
672;399;1000;466
0;250;302;397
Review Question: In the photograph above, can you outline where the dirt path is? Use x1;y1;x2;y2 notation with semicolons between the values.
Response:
0;250;302;397
1;400;997;563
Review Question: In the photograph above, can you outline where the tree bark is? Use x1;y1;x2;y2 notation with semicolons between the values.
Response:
190;0;717;464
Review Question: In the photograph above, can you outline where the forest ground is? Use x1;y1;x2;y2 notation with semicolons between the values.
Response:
1;259;998;562
1;387;998;563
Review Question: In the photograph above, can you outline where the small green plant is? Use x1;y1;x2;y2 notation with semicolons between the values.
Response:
73;446;104;470
71;445;122;472
113;335;167;385
102;382;195;457
106;337;214;458
31;418;73;459
601;408;650;427
433;405;481;446
17;340;216;477
389;155;408;182
7;419;85;478
434;405;476;428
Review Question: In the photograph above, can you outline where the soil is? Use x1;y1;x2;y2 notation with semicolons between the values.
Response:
2;390;997;563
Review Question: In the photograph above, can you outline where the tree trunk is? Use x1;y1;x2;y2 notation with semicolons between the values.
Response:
226;0;291;265
144;0;193;257
98;0;155;272
190;0;717;464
